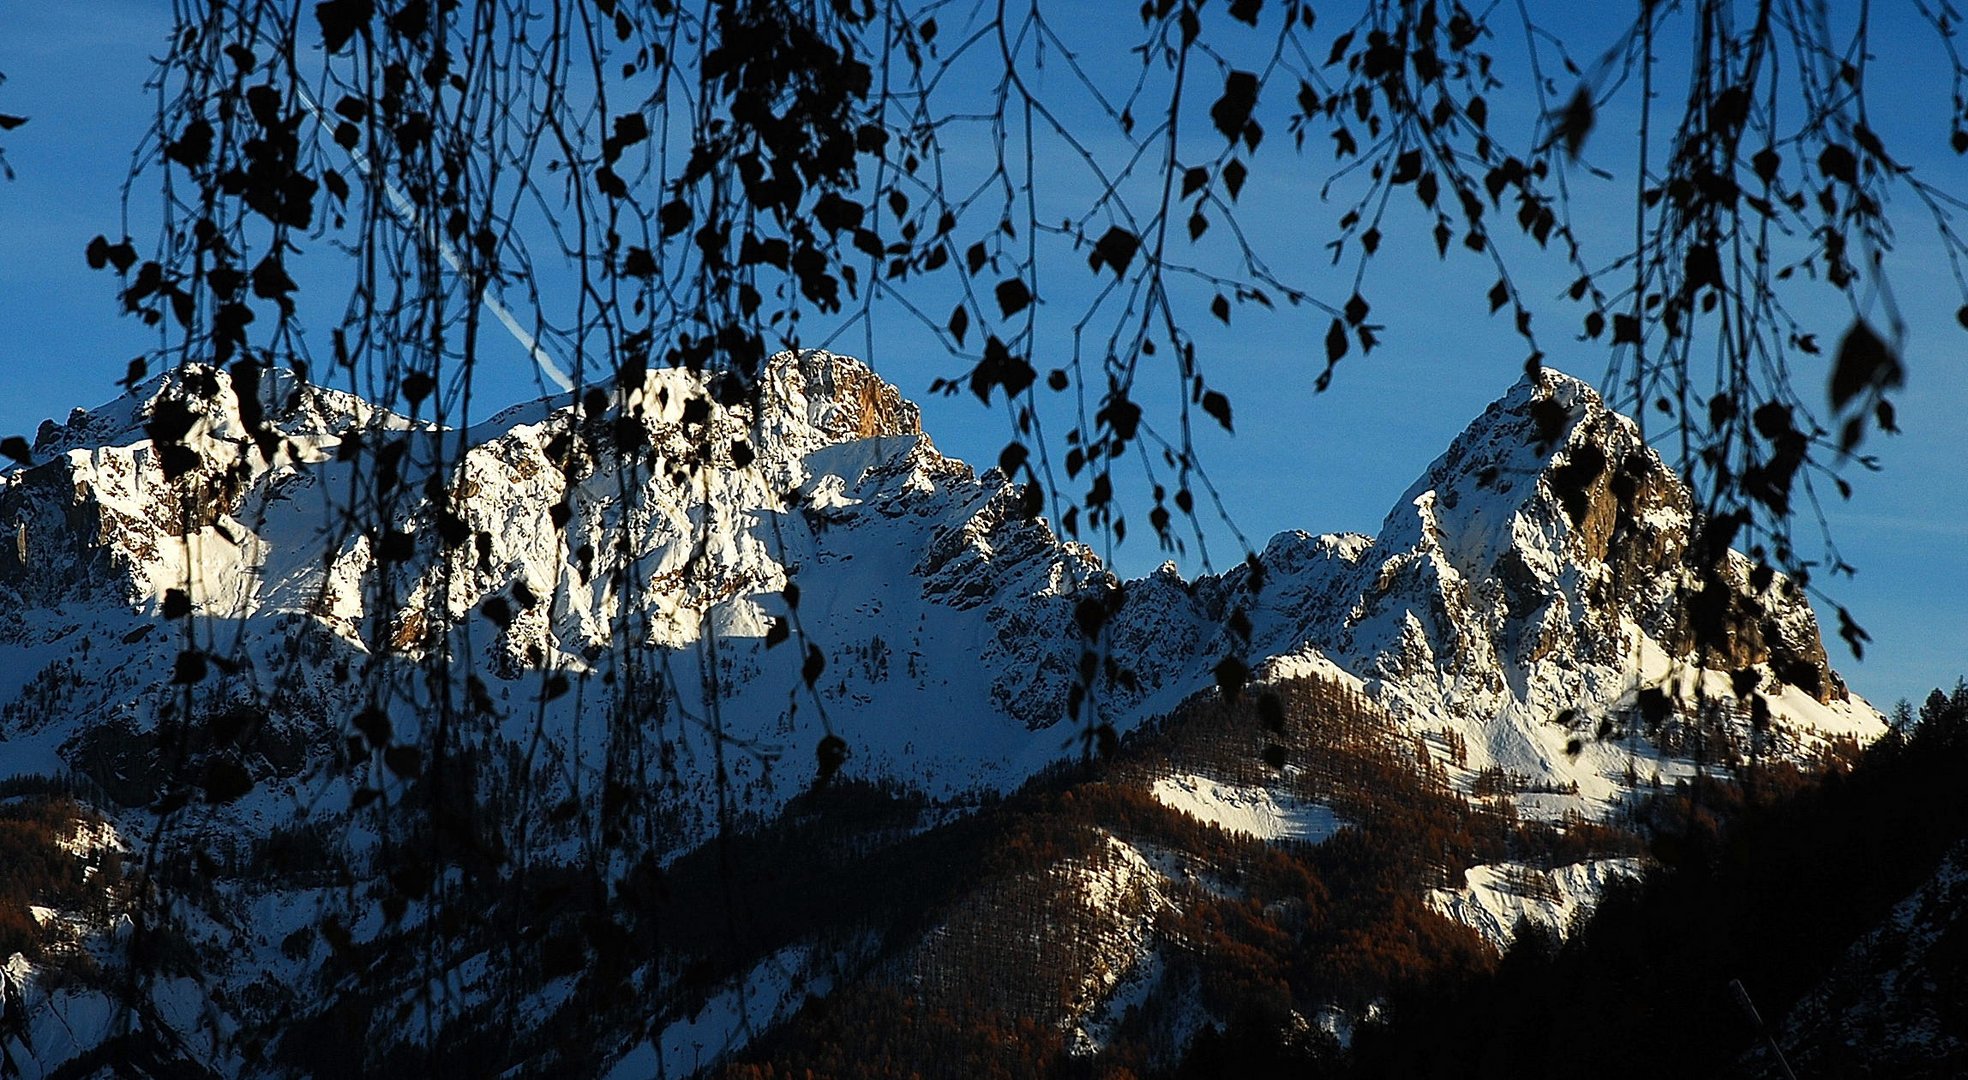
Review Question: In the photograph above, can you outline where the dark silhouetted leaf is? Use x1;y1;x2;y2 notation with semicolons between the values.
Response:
658;199;691;237
1551;443;1606;526
400;370;434;406
1838;606;1870;660
383;745;422;778
1529;396;1569;446
1018;480;1044;519
1552;85;1593;158
1829;318;1902;412
1324;318;1347;364
813;192;863;234
1684;244;1722;292
541;673;569;702
1753;401;1794;441
1752;147;1780;184
1201;390;1233;432
971;336;1036;402
1256;692;1285;733
1089;226;1139;276
1326;31;1354;66
1709;392;1737;430
105;240;137;274
1210;71;1260;143
165;119;213;169
315;0;374;53
1637;680;1668;723
1223;158;1247;200
1731;668;1761;698
202;759;253;803
1818;143;1858;185
1390;148;1422;184
1780;660;1823;700
1213;654;1248;702
377;529;416;563
621;246;657;278
995;277;1031;318
173;650;207;685
353;708;392;747
813;734;849;788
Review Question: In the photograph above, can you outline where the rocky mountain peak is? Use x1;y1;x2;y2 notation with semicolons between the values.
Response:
1372;368;1676;579
1336;365;1844;734
758;349;921;445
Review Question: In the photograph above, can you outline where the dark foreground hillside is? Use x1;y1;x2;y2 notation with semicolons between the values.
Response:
1347;681;1968;1080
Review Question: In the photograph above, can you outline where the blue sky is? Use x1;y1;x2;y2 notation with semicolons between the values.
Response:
0;3;1962;708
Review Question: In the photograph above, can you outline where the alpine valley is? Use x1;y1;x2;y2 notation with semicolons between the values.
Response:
0;351;1907;1077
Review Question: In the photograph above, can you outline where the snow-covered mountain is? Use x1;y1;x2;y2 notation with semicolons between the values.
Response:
0;351;1880;1075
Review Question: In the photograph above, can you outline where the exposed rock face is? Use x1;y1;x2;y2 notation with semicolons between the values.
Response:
766;348;922;442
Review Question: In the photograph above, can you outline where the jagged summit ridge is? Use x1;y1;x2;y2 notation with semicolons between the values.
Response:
0;353;1874;812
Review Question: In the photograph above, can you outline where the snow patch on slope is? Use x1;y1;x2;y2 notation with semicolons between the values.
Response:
1150;774;1342;843
607;945;834;1080
1429;857;1644;951
1067;834;1173;1055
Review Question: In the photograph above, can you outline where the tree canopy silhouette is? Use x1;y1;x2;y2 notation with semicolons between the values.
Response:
1;3;1961;1073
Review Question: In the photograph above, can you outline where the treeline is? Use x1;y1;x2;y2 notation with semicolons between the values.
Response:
0;794;119;959
1345;680;1968;1079
722;670;1647;1077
